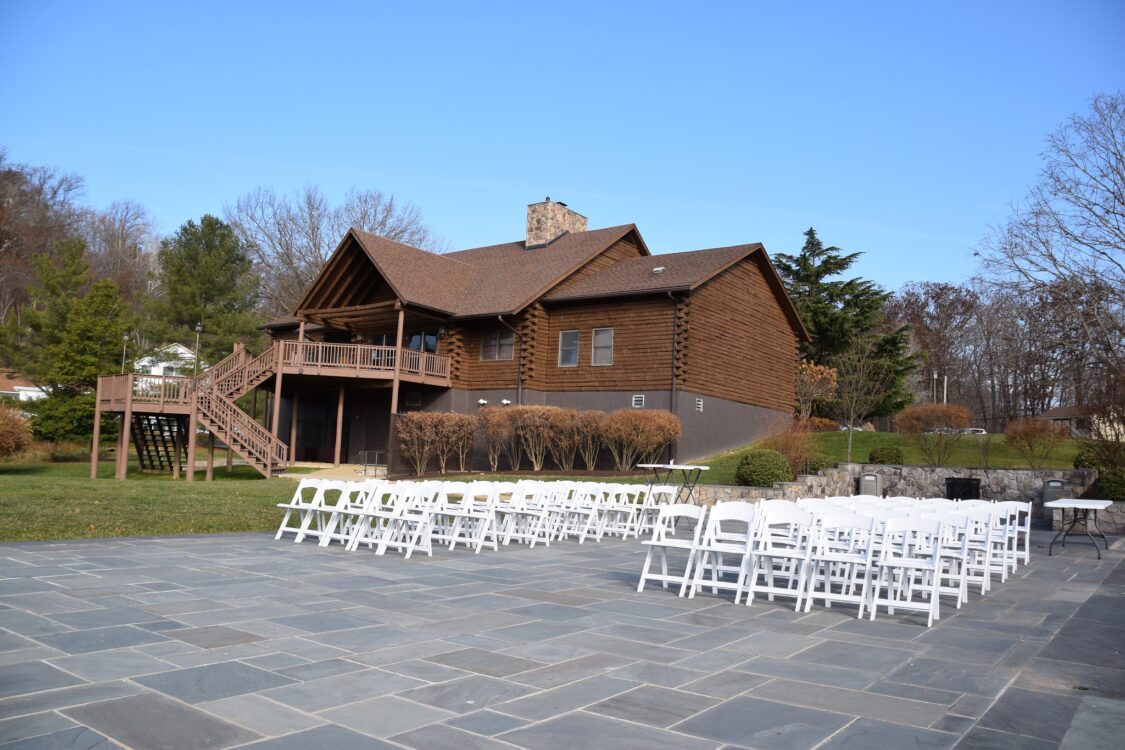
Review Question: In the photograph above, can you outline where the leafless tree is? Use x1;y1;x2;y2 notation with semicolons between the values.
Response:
0;151;85;323
980;92;1125;379
82;200;158;316
831;337;898;462
225;185;442;316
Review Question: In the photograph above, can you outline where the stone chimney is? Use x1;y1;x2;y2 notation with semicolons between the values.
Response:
525;198;587;248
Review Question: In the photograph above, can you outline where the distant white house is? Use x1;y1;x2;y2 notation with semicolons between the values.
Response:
135;344;207;377
0;370;46;402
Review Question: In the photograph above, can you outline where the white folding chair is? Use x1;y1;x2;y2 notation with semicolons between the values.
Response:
745;504;814;610
275;478;323;541
685;502;758;603
318;480;382;547
637;504;706;595
870;517;943;627
803;512;876;618
446;481;501;553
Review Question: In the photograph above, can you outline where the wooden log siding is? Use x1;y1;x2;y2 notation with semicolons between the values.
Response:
544;297;674;391
681;256;798;412
454;320;521;390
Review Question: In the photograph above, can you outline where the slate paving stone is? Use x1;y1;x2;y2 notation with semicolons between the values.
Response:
0;663;83;700
587;685;719;727
398;674;537;714
735;655;881;689
888;657;1016;696
500;711;716;750
46;649;174;681
167;626;263;649
222;725;398;750
748;679;947;728
0;712;77;745
444;710;529;736
268;611;374;633
424;647;544;678
495;674;639;720
260;669;424;712
63;692;258;749
509;653;632;689
678;669;771;698
274;658;366;682
134;661;295;704
321;695;455;738
1059;695;1125;749
0;726;119;750
953;727;1059;750
33;625;167;655
792;640;916;673
977;687;1081;743
818;718;957;750
200;692;326;736
44;606;161;630
1040;618;1125;671
604;661;706;688
390;722;519;750
673;695;851;748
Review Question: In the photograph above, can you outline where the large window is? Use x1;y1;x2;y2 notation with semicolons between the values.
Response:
481;330;515;361
592;327;614;366
406;330;438;353
558;330;579;367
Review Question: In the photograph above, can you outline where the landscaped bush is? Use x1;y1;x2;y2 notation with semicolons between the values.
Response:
431;413;478;473
394;412;442;476
28;392;96;445
576;410;604;471
479;407;514;472
803;454;834;475
544;407;580;470
0;404;32;458
759;428;820;475
1004;418;1070;469
600;409;682;471
798;416;840;432
735;449;792;486
509;405;556;472
894;403;972;466
868;445;904;464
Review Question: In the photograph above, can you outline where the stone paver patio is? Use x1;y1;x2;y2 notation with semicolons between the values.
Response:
0;530;1122;749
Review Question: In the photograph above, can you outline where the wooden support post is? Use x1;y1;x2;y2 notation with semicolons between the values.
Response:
90;378;102;479
206;434;215;481
116;375;134;480
390;306;405;416
172;419;182;480
333;384;345;467
271;347;284;438
186;402;198;482
289;390;299;467
251;388;258;424
226;440;233;473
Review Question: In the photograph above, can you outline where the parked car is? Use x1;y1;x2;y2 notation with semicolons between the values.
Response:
839;425;864;431
958;427;988;435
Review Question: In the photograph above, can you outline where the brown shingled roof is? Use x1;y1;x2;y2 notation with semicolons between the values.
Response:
543;244;761;302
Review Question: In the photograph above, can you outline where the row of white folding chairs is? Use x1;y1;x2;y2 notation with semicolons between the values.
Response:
637;498;1027;627
275;478;679;559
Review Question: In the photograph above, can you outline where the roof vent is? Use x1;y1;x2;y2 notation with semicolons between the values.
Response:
652;266;665;275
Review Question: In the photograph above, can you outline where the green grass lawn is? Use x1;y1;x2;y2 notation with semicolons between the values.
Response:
697;431;1081;485
0;460;293;542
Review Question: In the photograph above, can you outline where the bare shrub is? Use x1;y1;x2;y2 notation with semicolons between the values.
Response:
759;428;817;477
395;412;440;476
1004;418;1071;468
509;406;555;472
796;361;837;421
600;409;683;471
0;404;32;458
545;407;580;470
479;407;512;472
451;414;478;472
429;413;478;474
576;410;605;471
894;403;972;466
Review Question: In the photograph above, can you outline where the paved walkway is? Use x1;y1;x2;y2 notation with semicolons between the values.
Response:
0;530;1121;749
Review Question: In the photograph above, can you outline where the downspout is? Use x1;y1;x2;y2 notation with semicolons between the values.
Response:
667;292;679;462
496;314;523;405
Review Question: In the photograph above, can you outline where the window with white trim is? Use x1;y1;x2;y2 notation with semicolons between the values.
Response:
558;330;579;367
481;330;514;361
592;327;614;366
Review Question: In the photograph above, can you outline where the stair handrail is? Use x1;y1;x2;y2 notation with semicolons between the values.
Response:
195;388;287;470
192;347;247;393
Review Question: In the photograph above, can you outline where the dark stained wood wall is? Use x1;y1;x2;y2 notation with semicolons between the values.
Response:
543;297;674;391
681;255;798;412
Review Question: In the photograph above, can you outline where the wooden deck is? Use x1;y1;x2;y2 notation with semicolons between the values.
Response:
97;342;450;413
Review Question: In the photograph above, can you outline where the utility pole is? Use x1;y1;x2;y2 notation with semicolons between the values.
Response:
193;322;203;378
120;333;129;374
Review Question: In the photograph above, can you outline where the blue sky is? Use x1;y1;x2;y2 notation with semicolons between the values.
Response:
1;1;1122;291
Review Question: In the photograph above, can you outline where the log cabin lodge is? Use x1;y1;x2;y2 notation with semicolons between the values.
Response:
93;199;809;479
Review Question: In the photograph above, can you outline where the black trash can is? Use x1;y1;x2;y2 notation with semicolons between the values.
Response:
945;477;981;500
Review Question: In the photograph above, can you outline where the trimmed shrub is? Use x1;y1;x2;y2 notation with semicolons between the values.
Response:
759;429;817;475
1084;468;1125;501
868;445;905;465
894;403;972;466
576;410;604;471
545;407;580;470
803;454;834;475
1074;442;1102;470
430;413;478;474
509;405;556;472
600;409;683;471
799;416;840;432
0;404;32;458
479;407;513;472
394;412;442;476
1004;418;1070;469
735;449;792;487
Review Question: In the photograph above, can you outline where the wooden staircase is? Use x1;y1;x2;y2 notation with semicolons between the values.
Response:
131;414;187;472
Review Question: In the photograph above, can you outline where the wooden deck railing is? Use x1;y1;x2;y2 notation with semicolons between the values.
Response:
278;340;449;380
196;388;287;468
